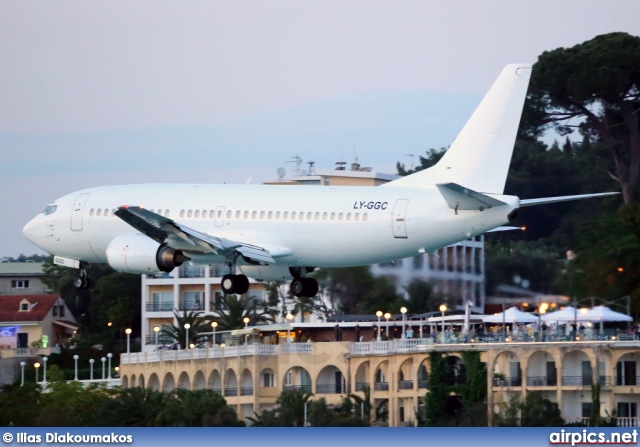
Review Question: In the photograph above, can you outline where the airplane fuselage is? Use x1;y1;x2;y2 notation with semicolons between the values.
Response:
23;183;518;269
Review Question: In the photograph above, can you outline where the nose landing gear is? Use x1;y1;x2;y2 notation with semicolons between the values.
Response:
73;267;90;289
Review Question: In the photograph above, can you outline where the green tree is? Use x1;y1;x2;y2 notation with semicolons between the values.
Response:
527;32;640;204
211;294;273;330
275;389;313;427
96;387;167;427
424;352;449;426
163;310;214;348
494;392;564;427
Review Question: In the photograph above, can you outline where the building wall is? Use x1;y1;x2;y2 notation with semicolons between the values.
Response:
121;339;640;427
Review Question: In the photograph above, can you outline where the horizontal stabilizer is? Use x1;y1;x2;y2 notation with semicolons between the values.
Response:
436;182;507;211
519;192;619;207
486;226;524;233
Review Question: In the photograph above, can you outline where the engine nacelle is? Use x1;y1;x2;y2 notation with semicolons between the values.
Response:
239;265;295;281
106;234;188;274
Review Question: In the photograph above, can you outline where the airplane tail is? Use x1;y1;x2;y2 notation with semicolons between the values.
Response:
385;64;532;194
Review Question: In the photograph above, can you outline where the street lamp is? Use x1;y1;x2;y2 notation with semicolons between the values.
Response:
184;323;191;349
376;311;383;342
107;353;113;379
42;356;48;384
34;362;40;383
20;361;25;386
243;317;250;328
286;312;294;343
384;313;391;340
73;354;79;380
89;359;95;380
101;357;106;380
153;325;160;349
211;322;218;347
538;302;548;341
125;328;132;354
401;307;407;339
439;304;448;343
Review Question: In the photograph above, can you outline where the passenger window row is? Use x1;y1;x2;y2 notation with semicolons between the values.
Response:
178;209;369;222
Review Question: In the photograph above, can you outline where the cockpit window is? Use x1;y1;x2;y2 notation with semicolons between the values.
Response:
43;205;58;215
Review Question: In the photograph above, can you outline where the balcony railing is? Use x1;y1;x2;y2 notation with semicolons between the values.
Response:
616;376;640;386
240;387;253;396
355;382;369;391
145;335;175;345
224;387;238;396
212;388;222;394
374;381;389;391
493;377;522;387
179;266;205;278
418;379;429;389
283;384;312;393
562;376;593;386
316;383;346;394
398;380;414;390
179;298;204;311
282;343;312;354
146;302;174;312
526;376;557;386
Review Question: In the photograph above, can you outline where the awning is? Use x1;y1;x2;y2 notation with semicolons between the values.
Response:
53;320;79;330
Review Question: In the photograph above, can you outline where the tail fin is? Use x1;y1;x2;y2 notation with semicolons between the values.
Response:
385;64;532;193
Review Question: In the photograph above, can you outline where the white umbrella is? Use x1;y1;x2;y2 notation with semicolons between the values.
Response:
541;306;579;322
483;307;538;324
583;306;632;322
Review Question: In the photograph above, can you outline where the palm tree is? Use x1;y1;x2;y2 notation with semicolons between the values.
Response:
276;389;314;427
349;384;372;423
162;310;213;349
212;294;273;330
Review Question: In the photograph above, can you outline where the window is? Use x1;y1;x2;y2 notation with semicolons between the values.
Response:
307;212;312;220
104;209;110;216
157;209;162;216
285;371;293;386
180;210;185;218
355;213;359;221
59;305;65;317
150;291;174;312
89;209;94;216
252;211;257;219
346;213;351;221
97;209;102;217
181;291;202;311
283;211;288;219
315;212;320;220
195;210;200;218
202;210;206;217
165;210;170;217
268;211;273;219
291;212;297;220
339;212;343;220
260;211;265;219
188;210;193;218
262;371;275;387
20;302;29;311
11;280;30;289
236;210;240;218
43;205;58;215
275;211;281;219
363;213;368;221
215;210;220;218
53;306;58;316
227;210;232;218
330;212;335;220
322;212;327;220
243;211;249;218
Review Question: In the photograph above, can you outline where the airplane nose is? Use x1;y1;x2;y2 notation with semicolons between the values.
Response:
22;216;41;245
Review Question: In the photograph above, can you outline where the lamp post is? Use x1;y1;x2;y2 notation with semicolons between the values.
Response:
211;322;218;347
538;302;548;341
401;307;407;339
73;354;79;380
107;353;113;379
243;317;250;344
42;356;48;385
184;323;190;349
89;359;95;381
125;328;132;354
153;325;160;349
101;357;106;380
384;313;391;340
439;304;448;343
34;362;40;383
376;311;383;342
286;312;293;343
20;361;25;386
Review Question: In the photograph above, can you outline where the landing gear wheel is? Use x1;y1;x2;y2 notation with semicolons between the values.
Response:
221;274;250;295
74;276;90;289
290;278;306;297
290;277;318;298
304;277;319;297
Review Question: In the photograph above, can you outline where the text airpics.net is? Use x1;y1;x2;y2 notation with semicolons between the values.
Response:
549;429;638;446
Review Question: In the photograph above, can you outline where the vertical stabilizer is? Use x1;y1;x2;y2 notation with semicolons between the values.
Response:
386;64;532;193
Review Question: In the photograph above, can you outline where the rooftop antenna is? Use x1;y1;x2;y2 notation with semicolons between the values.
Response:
351;144;360;171
307;161;315;176
286;155;302;176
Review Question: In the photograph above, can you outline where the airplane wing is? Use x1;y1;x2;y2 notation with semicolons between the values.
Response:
436;182;507;211
114;206;275;264
519;192;619;207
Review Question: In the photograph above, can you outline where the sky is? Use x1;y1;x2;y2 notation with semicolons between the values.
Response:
1;0;639;257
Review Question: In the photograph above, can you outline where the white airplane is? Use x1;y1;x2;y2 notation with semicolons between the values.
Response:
23;64;616;297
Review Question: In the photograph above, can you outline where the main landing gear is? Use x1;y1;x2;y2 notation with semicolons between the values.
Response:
221;273;250;295
290;277;319;298
74;266;90;289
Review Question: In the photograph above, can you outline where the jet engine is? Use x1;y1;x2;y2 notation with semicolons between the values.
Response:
106;234;189;274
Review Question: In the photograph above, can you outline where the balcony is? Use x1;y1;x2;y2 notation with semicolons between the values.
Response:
374;381;389;391
145;302;174;312
616;376;640;386
240;387;254;396
562;376;593;386
398;380;414;390
316;383;346;394
283;384;312;393
526;376;557;386
493;377;521;387
224;387;238;396
355;382;369;392
418;379;429;389
179;298;203;312
179;266;205;278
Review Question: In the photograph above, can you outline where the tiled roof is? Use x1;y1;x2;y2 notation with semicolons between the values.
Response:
0;294;60;323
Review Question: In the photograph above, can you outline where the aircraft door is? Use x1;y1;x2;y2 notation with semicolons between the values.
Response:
214;206;225;227
392;199;409;238
71;193;90;231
